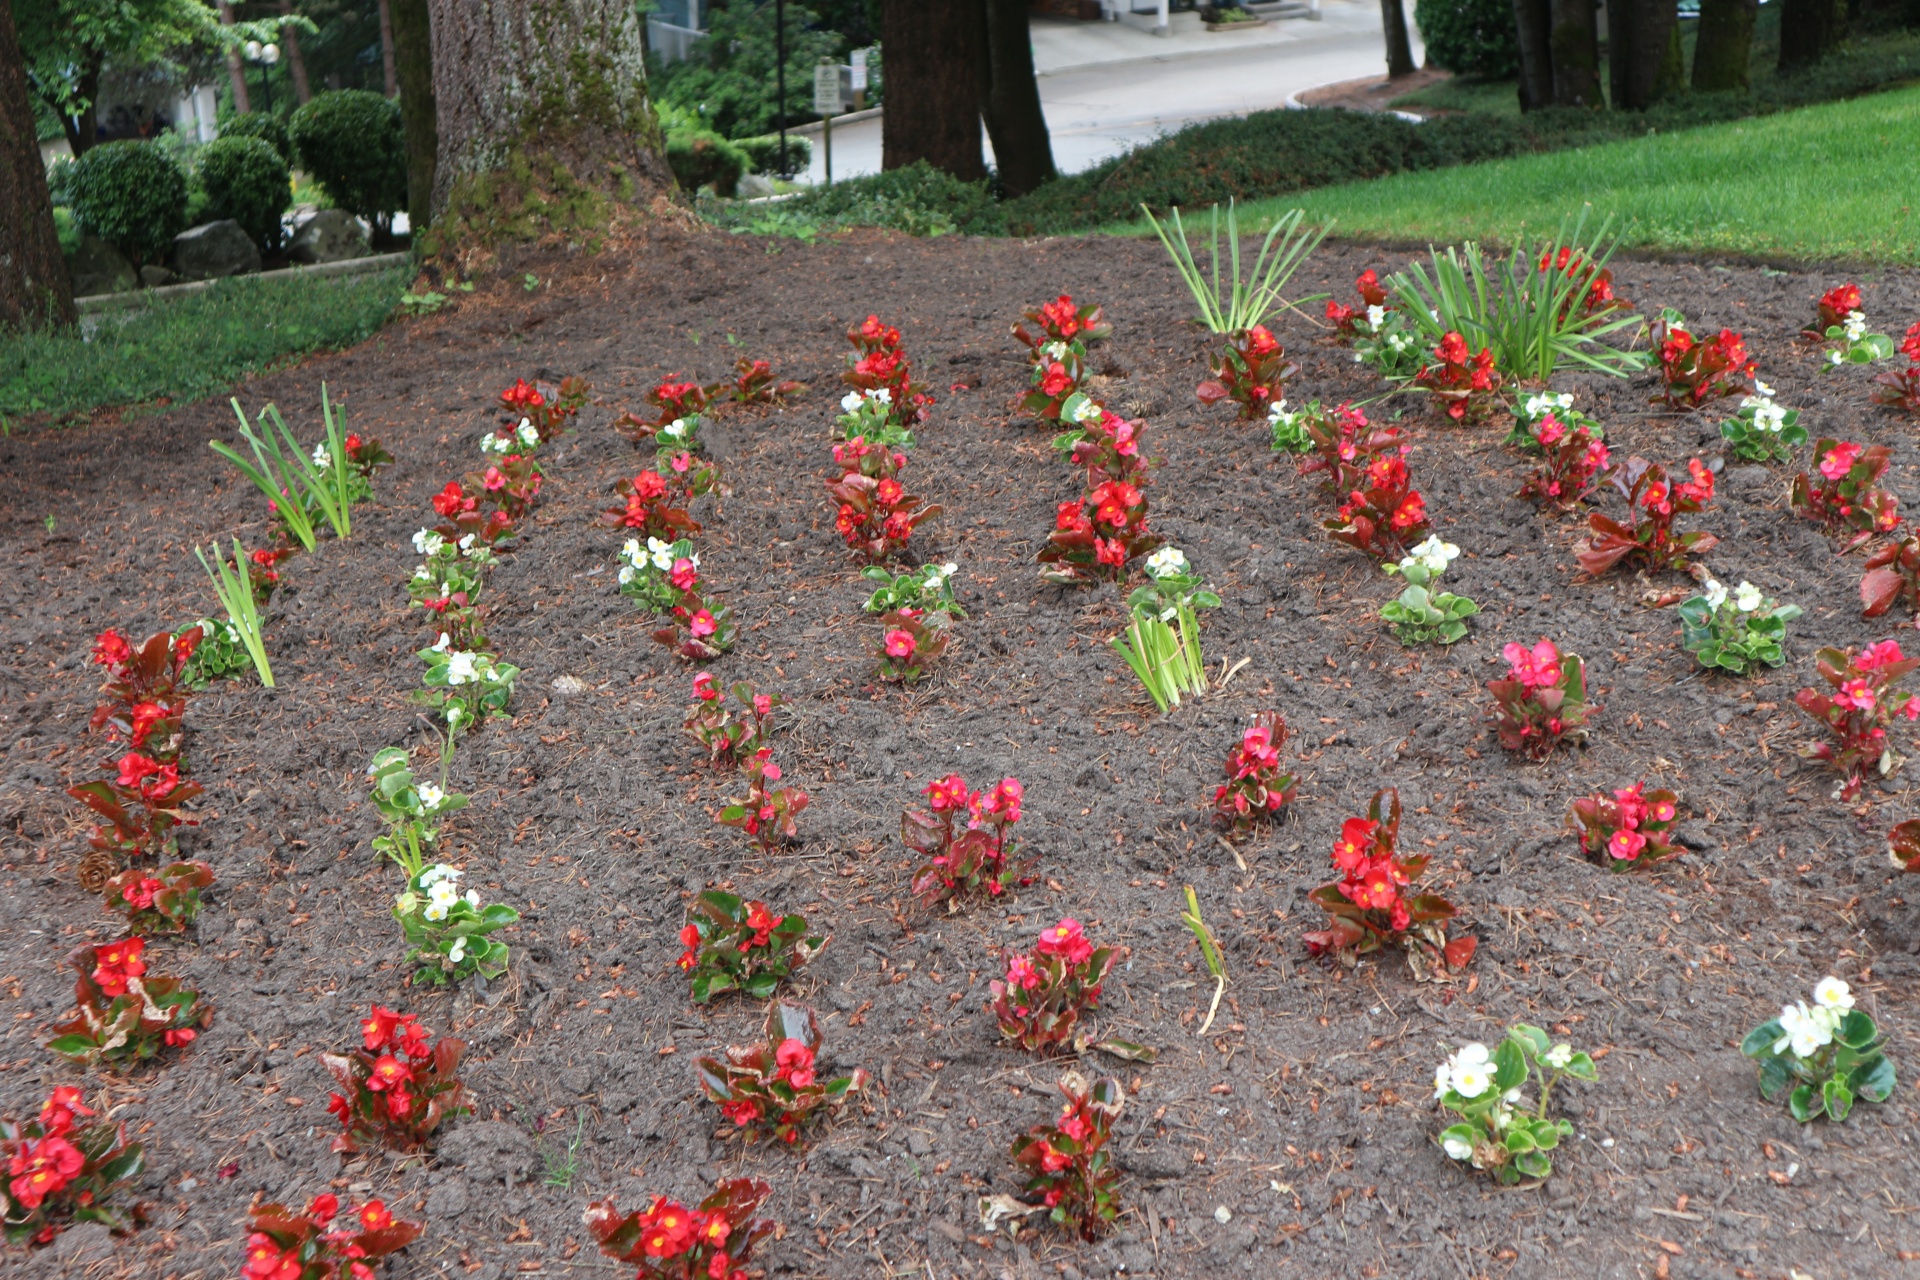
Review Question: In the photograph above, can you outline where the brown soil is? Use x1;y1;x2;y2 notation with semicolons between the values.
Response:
4;225;1920;1280
1296;67;1454;115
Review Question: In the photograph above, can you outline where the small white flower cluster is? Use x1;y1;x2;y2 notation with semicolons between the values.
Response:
1521;392;1575;424
411;529;492;563
1700;578;1765;613
923;561;958;592
1144;547;1190;580
481;419;541;454
418;863;482;922
195;616;243;645
1365;303;1387;331
1773;977;1856;1058
840;387;893;413
617;536;694;586
1434;1043;1495;1100
1396;535;1460;580
311;440;333;470
1844;310;1868;343
659;417;693;445
1738;386;1789;435
1070;396;1105;425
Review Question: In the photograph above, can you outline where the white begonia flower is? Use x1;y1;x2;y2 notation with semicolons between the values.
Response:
648;537;675;571
413;565;431;582
1829;350;1845;366
841;391;863;413
458;534;476;552
662;418;688;441
617;564;636;585
417;782;445;810
867;387;892;405
1044;341;1069;361
1734;581;1764;612
1755;379;1774;397
413;530;444;556
1267;398;1291;424
480;432;505;455
1145;547;1189;579
1445;1043;1492;1098
446;705;465;728
1813;976;1855;1010
1775;1001;1834;1058
1406;535;1459;576
1441;1133;1474;1161
1701;578;1728;610
621;537;642;563
1503;1086;1524;1104
1071;396;1104;424
1543;1043;1574;1070
445;651;478;685
432;632;452;652
312;441;333;469
518;420;540;448
1433;1063;1451;1099
423;898;449;922
1845;311;1867;342
466;889;481;907
448;936;468;963
1366;304;1386;330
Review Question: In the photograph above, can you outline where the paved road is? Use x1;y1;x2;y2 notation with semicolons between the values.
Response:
799;2;1419;186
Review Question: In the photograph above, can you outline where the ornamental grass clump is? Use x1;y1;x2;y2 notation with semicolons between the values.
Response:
1794;641;1920;800
1212;712;1296;836
586;1178;776;1280
48;938;205;1070
244;1195;421;1280
1575;456;1717;576
904;774;1026;907
1677;578;1801;674
1742;977;1894;1123
1196;324;1298;420
1142;201;1328;335
715;748;808;851
1380;536;1478;645
1486;638;1593;760
696;1002;869;1147
1651;309;1756;407
1302;787;1475;976
1433;1025;1596;1186
323;1006;470;1152
1010;1073;1126;1241
676;891;824;1003
1790;438;1900;547
1569;782;1681;871
1111;546;1218;712
990;919;1118;1053
0;1088;144;1246
684;673;778;767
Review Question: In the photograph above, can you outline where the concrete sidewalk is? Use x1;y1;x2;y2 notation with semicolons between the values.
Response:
798;0;1418;187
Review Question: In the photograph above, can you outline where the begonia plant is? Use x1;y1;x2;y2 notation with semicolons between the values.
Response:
413;639;518;737
365;745;467;879
1790;438;1900;547
696;1002;869;1147
1302;787;1475;976
1514;412;1610;512
392;863;518;985
47;938;205;1070
586;1178;776;1280
989;919;1117;1053
1870;323;1920;411
1794;641;1920;800
1806;285;1895;371
1862;525;1920;618
1197;325;1298;420
1719;382;1804;463
1324;268;1390;340
862;561;964;616
1211;712;1296;835
0;1087;144;1246
1323;452;1430;562
652;585;737;661
244;1196;421;1280
716;748;808;852
1502;391;1604;451
842;315;931;425
685;673;779;767
1380;536;1478;645
1569;782;1681;871
1293;404;1408;499
1678;578;1801;673
1013;294;1112;354
1742;977;1894;1122
602;469;702;542
677;891;824;1003
1651;309;1756;407
827;454;941;562
323;1005;470;1152
1413;331;1505;423
1434;1025;1595;1185
1010;1072;1125;1241
1020;343;1089;423
1575;456;1717;575
873;607;952;684
101;860;213;934
1485;638;1593;760
904;774;1026;907
618;536;701;615
1052;394;1148;489
1039;480;1162;585
714;355;804;404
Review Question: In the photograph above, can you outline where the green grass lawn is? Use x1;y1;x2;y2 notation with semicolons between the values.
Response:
1237;84;1920;264
0;267;405;427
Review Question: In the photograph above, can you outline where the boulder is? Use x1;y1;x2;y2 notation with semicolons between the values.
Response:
68;234;136;297
172;219;261;280
288;208;370;264
140;264;177;289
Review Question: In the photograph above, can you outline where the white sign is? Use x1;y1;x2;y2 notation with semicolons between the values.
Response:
849;48;869;91
812;63;843;115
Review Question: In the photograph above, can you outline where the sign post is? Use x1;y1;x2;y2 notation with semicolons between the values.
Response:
849;47;869;111
812;60;843;186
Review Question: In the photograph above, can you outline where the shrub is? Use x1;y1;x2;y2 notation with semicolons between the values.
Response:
1415;0;1520;77
289;90;406;228
666;129;749;196
66;140;188;267
220;112;292;164
735;132;811;174
198;135;292;252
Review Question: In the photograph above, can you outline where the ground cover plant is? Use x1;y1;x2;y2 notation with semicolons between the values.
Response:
9;232;1920;1280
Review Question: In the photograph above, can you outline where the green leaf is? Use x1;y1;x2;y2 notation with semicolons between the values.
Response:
1787;1083;1817;1122
1504;1128;1537;1154
1514;1150;1552;1179
1564;1053;1598;1081
1823;1076;1855;1122
1492;1038;1527;1092
1508;1024;1550;1057
46;1035;94;1056
1851;1053;1896;1103
1756;1055;1795;1102
1838;1009;1880;1051
1741;1021;1784;1058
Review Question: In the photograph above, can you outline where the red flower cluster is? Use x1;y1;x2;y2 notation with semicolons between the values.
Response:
429;478;514;546
1795;641;1920;800
1303;788;1474;974
696;1002;870;1146
587;1178;777;1280
653;582;736;662
677;890;823;1003
1020;346;1089;422
871;605;952;684
1570;783;1681;871
499;373;585;438
1040;478;1164;584
1484;637;1595;760
904;773;1027;906
1325;268;1390;339
1324;451;1430;562
1197;325;1299;420
1296;402;1407;498
47;939;204;1069
603;469;703;542
1577;456;1718;576
1012;293;1112;352
990;919;1117;1053
715;748;809;852
842;315;932;424
716;355;804;405
322;1006;471;1153
1058;399;1148;489
1413;331;1505;423
1010;1073;1126;1240
1;1087;144;1246
69;629;207;870
1790;437;1900;547
244;1194;421;1280
826;446;941;562
1808;284;1864;339
1652;314;1755;407
684;673;779;767
1515;413;1611;511
1871;322;1920;411
1212;712;1297;835
1539;246;1620;319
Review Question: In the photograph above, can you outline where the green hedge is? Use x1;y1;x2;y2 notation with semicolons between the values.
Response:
735;133;812;174
290;90;406;225
198;135;293;251
220;112;293;165
666;130;750;196
66;140;189;266
1415;0;1520;77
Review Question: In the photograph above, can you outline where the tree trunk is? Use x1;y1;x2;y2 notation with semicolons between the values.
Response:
1778;0;1838;70
881;0;985;181
981;0;1053;196
1380;0;1417;76
219;2;253;113
56;51;101;155
1692;0;1755;89
1608;0;1680;108
280;1;314;104
377;0;400;96
424;0;669;241
0;0;75;330
390;0;435;231
1549;0;1602;105
1512;0;1554;109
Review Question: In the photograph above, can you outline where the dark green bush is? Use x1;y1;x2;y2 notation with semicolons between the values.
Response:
1415;0;1520;77
649;0;842;139
735;133;812;174
220;112;293;165
198;135;293;251
666;129;750;196
289;90;406;228
66;140;189;267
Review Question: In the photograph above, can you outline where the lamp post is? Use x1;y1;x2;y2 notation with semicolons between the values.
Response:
775;0;787;177
244;39;281;114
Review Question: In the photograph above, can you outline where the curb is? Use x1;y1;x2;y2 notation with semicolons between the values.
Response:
76;252;411;315
1285;82;1425;123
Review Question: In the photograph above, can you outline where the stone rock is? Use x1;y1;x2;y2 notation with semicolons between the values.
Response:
68;234;136;297
288;208;370;264
172;220;260;280
139;264;177;289
737;172;777;198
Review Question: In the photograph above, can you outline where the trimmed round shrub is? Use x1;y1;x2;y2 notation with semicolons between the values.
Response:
666;129;749;196
66;140;189;267
1415;0;1520;78
220;112;293;165
735;133;812;176
289;90;406;225
199;135;293;251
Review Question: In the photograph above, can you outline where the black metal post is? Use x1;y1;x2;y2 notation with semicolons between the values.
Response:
775;0;787;176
